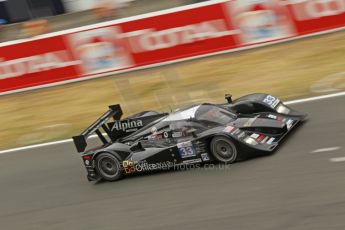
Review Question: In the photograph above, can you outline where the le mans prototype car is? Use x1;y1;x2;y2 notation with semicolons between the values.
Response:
73;93;307;182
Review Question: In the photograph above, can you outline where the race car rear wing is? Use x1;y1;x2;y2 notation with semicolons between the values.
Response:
73;104;168;153
72;104;123;153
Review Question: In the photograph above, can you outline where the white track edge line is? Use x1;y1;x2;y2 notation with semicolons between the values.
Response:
311;146;341;153
284;91;345;105
0;91;344;155
330;157;345;163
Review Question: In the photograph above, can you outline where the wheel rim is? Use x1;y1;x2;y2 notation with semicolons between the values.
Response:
97;156;119;178
212;139;237;162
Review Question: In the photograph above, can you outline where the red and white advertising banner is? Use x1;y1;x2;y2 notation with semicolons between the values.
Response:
0;36;77;92
285;0;345;34
1;0;345;94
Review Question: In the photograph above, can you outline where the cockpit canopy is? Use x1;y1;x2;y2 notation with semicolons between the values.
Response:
123;104;237;141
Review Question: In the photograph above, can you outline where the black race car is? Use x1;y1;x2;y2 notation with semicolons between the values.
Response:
73;93;307;182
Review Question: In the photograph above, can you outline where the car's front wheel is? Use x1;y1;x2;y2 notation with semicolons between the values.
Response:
94;152;123;181
210;136;238;164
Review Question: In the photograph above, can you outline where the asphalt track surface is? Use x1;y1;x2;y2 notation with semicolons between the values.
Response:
1;95;344;230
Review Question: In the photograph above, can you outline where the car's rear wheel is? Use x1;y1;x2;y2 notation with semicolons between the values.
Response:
210;136;238;163
94;153;122;181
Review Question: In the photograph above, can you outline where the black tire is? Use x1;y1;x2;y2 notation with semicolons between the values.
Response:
210;136;238;163
94;153;123;181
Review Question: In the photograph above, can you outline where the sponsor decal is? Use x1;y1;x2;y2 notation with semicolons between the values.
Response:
263;95;280;108
182;158;202;164
177;141;196;158
135;161;173;172
122;160;136;174
261;136;269;143
268;114;277;119
147;134;163;141
163;131;169;138
266;137;275;144
223;125;235;133
231;129;241;135
123;160;173;174
272;99;280;108
238;132;246;139
251;133;260;139
286;119;293;129
172;131;183;138
112;119;143;132
201;153;210;161
256;134;266;142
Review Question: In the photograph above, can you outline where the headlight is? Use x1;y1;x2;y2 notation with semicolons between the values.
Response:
276;104;290;114
244;137;258;145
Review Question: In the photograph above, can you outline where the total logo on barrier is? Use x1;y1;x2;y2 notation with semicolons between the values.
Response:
229;0;296;44
120;19;238;53
287;0;345;20
0;51;79;80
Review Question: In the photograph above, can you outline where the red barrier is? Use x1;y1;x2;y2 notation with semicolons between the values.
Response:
1;0;345;94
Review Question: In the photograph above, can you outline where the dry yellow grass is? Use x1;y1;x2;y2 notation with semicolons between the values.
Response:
1;31;345;150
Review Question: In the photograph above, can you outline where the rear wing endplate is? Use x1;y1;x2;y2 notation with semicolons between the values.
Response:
72;104;123;153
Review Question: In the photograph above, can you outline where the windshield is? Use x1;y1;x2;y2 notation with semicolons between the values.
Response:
194;104;237;125
122;104;236;142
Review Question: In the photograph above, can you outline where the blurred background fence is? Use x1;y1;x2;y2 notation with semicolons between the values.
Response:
0;0;204;42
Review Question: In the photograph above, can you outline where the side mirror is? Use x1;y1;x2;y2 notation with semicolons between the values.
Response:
225;94;233;103
130;142;145;152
